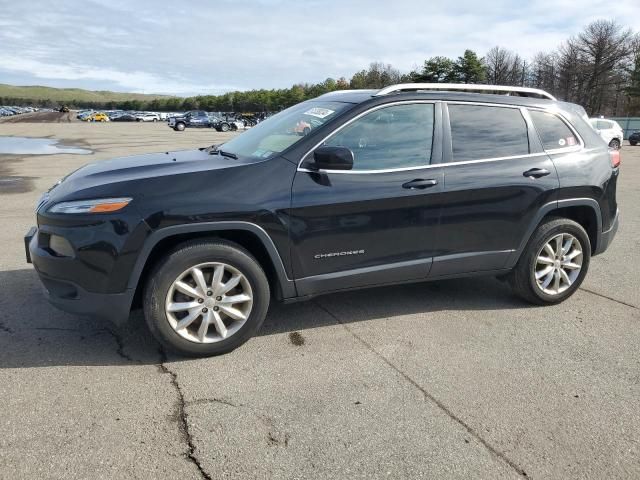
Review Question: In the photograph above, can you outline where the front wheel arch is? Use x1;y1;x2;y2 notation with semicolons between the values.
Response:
129;224;296;311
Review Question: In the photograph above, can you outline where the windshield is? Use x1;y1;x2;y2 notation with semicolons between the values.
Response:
219;101;352;159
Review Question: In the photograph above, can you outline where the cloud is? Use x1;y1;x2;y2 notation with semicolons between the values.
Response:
0;0;637;95
0;55;239;95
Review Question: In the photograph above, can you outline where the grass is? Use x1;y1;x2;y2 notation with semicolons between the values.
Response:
0;83;175;103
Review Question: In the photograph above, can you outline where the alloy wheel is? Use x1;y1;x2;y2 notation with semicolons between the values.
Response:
165;262;253;343
534;233;583;295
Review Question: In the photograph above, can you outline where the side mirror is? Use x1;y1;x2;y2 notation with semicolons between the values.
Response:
312;146;354;171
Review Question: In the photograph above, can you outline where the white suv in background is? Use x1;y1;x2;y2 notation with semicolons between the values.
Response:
135;112;161;122
589;118;624;149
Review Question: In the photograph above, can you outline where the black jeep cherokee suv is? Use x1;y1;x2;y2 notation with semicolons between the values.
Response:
26;84;620;357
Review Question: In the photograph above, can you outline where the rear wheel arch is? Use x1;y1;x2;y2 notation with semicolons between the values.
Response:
130;223;295;310
509;199;602;268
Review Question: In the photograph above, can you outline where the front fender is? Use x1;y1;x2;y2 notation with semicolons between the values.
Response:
126;221;297;299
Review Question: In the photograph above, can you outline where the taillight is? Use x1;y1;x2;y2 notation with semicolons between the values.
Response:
610;149;621;168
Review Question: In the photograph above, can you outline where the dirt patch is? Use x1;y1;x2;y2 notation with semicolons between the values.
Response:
0;111;77;123
0;176;35;193
0;155;36;193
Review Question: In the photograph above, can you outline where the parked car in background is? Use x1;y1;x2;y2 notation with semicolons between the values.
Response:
628;130;640;146
209;115;238;132
589;118;624;149
112;113;137;122
76;110;93;120
83;112;110;122
168;111;212;131
136;112;160;122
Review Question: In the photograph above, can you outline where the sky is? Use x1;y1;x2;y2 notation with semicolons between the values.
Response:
0;0;637;97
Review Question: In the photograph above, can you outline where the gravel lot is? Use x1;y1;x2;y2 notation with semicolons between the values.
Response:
0;122;638;479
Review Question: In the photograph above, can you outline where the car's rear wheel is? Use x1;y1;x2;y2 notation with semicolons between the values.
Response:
143;239;270;356
609;138;621;149
509;217;590;305
174;122;185;131
220;122;230;132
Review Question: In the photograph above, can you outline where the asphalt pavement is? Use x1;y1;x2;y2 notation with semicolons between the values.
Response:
0;122;638;479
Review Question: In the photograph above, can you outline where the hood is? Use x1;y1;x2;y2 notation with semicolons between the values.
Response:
48;148;260;200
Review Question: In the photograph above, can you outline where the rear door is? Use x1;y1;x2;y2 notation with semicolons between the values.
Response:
290;101;444;296
432;102;560;276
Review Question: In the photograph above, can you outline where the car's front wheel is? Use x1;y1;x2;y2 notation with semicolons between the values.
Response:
220;122;230;132
143;240;270;356
174;122;185;131
509;217;590;305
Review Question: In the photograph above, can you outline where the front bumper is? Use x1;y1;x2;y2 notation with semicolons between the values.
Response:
25;227;135;325
594;209;620;256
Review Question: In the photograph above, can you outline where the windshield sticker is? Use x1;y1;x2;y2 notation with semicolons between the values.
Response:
303;107;335;119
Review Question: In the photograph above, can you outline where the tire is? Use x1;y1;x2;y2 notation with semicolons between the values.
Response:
153;118;158;122
609;138;621;149
509;217;591;305
630;141;637;146
143;239;270;357
174;122;185;132
220;122;230;132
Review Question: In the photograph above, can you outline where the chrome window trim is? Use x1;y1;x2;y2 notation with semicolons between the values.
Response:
297;100;585;175
298;151;551;174
297;100;437;173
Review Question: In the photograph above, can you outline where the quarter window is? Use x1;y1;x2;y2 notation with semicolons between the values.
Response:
323;103;434;170
448;104;529;162
529;110;579;150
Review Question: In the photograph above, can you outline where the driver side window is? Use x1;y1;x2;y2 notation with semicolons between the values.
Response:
323;103;434;171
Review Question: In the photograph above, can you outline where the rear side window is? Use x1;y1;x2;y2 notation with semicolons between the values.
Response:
529;110;579;150
324;103;434;170
448;105;529;162
596;120;618;130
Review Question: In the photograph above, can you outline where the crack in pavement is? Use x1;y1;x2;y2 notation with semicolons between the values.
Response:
158;348;213;480
580;287;639;310
186;397;239;408
314;300;530;479
101;327;138;363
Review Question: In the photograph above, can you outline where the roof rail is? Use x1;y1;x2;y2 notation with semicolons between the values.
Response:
374;83;557;101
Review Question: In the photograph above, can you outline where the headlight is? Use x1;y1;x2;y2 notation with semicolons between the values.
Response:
48;197;132;214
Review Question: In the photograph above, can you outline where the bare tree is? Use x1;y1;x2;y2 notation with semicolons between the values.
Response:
485;46;525;86
567;20;633;114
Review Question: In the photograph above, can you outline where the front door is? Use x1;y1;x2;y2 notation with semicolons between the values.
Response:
289;102;444;296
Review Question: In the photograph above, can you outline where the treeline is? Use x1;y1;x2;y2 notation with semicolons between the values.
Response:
4;19;638;116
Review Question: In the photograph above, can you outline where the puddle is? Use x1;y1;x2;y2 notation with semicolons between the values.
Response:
0;136;91;155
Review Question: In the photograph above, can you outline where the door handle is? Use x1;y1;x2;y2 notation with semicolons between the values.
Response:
402;178;438;189
523;168;551;179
